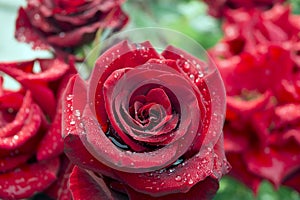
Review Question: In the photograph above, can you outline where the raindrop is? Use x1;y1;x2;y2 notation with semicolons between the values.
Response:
70;120;76;125
201;159;208;164
188;179;194;185
168;168;175;173
189;74;195;81
34;14;40;20
175;175;182;182
184;62;190;70
66;94;73;101
74;110;81;117
59;32;65;38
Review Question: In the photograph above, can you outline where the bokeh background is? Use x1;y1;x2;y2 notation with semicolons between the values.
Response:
0;0;300;199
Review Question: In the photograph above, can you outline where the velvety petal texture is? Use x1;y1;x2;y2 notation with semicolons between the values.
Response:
204;0;286;18
0;58;75;199
63;40;229;199
15;0;128;54
208;3;300;193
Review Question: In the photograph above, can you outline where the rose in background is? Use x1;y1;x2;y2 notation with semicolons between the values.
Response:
203;0;286;18
15;0;128;57
0;58;75;199
63;39;230;199
209;4;300;193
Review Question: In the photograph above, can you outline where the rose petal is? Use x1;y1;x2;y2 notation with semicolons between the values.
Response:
0;154;31;172
91;40;161;132
15;8;51;50
80;111;180;173
45;156;73;200
0;158;59;199
113;135;229;196
0;91;32;138
245;147;300;187
126;177;219;200
226;153;262;193
0;104;41;150
37;100;64;161
69;166;124;200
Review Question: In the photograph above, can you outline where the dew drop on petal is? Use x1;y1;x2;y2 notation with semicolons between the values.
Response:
175;175;182;182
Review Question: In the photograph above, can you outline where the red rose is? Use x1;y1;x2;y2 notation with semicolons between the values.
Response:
0;58;74;199
63;40;230;199
203;0;285;18
209;4;300;193
15;0;128;54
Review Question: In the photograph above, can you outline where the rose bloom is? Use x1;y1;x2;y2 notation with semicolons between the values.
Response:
203;0;286;18
63;40;230;199
0;58;75;199
209;4;300;193
15;0;128;54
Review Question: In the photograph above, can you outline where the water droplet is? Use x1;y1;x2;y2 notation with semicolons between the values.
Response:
201;159;208;164
168;168;175;173
189;74;195;81
34;14;40;20
264;147;270;154
184;62;190;69
59;32;65;38
66;94;73;101
188;179;194;185
70;120;75;125
74;110;81;117
175;175;182;182
114;73;119;79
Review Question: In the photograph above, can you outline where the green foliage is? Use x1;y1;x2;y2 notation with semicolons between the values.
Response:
214;176;300;200
123;0;222;49
290;0;300;14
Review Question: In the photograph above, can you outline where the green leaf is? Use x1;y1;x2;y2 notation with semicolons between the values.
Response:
214;176;300;200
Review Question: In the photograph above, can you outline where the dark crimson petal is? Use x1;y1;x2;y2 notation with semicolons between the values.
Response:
103;65;199;148
0;91;23;111
64;75;118;178
0;104;41;150
223;125;251;152
19;59;70;82
0;158;59;199
64;133;117;179
226;91;272;121
113;135;229;196
69;166;123;200
226;153;262;193
0;154;31;172
160;46;223;154
37;99;64;161
283;169;300;193
91;40;161;132
0;59;69;82
126;177;219;200
62;74;87;139
80;110;181;173
245;147;300;187
0;91;31;138
47;7;128;47
18;79;57;120
146;88;172;115
45;156;73;200
15;8;51;50
274;104;300;128
53;0;126;25
0;60;34;78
